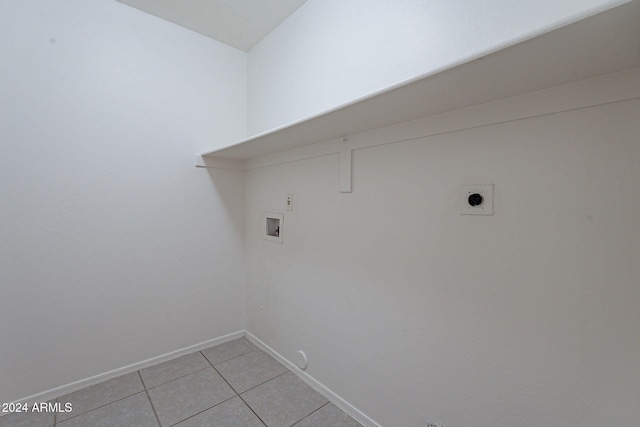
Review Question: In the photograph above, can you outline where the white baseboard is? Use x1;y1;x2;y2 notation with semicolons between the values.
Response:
244;331;382;427
8;330;244;408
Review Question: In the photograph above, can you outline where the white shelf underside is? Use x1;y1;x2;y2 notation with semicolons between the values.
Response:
199;1;640;164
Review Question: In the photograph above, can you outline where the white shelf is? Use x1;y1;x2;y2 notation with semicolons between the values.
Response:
199;1;640;164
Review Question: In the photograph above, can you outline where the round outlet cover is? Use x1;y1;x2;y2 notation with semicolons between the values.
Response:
296;350;308;370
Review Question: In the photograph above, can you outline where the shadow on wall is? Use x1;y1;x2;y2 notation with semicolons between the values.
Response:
205;167;245;242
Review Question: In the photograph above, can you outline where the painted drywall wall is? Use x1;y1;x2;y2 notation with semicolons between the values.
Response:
244;74;640;426
247;0;631;135
0;0;246;403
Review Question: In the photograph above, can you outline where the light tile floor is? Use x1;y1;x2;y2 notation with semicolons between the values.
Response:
0;337;363;427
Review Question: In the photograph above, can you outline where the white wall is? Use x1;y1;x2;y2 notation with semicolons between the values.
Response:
0;0;246;403
247;0;630;135
244;72;640;426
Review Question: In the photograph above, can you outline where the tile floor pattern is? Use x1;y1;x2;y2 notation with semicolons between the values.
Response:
0;337;363;427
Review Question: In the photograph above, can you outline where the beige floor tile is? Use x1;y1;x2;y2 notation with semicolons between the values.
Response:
241;372;328;427
147;368;235;427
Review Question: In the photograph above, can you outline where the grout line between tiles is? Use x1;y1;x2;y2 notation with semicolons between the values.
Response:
207;361;271;427
138;371;162;427
144;366;212;390
238;370;290;395
55;391;147;424
165;395;238;427
235;393;268;427
290;402;331;427
140;342;262;392
159;342;265;426
200;347;290;396
200;347;264;427
200;347;261;367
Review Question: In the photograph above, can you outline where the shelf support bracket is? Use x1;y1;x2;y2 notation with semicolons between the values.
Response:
339;141;352;193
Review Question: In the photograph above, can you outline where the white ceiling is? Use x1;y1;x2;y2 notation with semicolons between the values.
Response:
115;0;308;51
